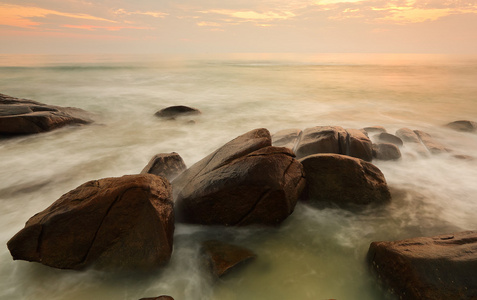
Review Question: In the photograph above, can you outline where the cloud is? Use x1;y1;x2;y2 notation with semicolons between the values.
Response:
114;8;168;18
0;3;116;29
200;9;296;21
62;24;151;31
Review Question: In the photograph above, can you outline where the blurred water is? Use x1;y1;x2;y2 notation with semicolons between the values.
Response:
0;53;476;300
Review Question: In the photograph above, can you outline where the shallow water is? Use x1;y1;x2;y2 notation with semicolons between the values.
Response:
0;53;476;300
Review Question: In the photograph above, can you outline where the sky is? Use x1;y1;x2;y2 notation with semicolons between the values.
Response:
1;0;477;54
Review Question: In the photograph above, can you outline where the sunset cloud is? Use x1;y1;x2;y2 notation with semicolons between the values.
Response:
114;9;168;19
201;9;296;22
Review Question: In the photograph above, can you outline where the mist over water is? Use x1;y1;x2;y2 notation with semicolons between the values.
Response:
0;53;476;300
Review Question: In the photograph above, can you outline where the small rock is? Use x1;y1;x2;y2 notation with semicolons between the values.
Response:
141;152;187;181
202;240;256;277
372;143;402;161
139;296;174;300
154;105;201;119
414;130;449;154
363;126;387;134
376;132;403;147
395;128;421;143
445;120;477;132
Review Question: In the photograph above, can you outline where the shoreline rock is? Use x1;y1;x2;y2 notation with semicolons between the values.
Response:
154;105;201;119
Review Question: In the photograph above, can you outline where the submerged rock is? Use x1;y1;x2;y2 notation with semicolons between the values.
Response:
202;240;256;277
445;120;477;132
299;154;391;208
0;93;93;136
7;174;174;271
293;126;373;161
367;231;477;300
372;143;402;161
154;105;201;119
141;152;187;181
414;130;449;154
172;128;305;226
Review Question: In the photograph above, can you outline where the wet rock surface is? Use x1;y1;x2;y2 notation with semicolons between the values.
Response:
154;105;201;119
141;152;187;181
201;240;256;277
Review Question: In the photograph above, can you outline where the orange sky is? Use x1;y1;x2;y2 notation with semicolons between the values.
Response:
1;0;476;53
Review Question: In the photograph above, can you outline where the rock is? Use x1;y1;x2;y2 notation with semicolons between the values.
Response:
172;128;305;226
202;240;256;277
141;152;187;181
272;128;301;150
293;126;373;161
0;93;93;136
367;231;477;300
395;128;421;143
154;105;201;119
139;296;174;300
445;120;477;132
299;154;391;208
376;132;403;147
414;130;448;154
372;143;402;161
7;174;174;271
363;126;387;134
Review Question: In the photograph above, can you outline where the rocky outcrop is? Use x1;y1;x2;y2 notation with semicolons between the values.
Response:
172;128;305;226
272;128;301;150
201;240;256;277
299;154;391;208
293;126;373;161
7;174;174;271
372;143;401;161
0;93;93;136
367;231;477;300
141;152;187;181
445;120;477;132
154;105;201;119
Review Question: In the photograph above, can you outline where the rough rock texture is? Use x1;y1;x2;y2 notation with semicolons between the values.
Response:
154;105;201;119
141;152;187;181
299;154;391;208
293;126;373;161
202;240;256;277
414;130;448;154
272;128;302;150
377;132;403;147
445;120;477;132
172;128;306;226
7;174;174;271
372;143;402;161
0;93;93;135
139;296;174;300
367;231;477;300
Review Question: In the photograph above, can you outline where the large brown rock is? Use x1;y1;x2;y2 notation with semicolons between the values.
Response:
293;126;373;161
172;128;305;226
202;240;256;277
0;93;92;135
7;174;174;271
299;154;391;208
367;231;477;300
141;152;187;181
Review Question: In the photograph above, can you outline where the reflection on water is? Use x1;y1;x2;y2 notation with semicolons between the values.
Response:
0;53;476;299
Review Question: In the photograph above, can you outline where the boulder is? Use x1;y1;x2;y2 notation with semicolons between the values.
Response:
299;154;391;208
172;128;305;226
445;120;477;132
372;143;402;161
272;128;301;150
376;132;403;147
154;105;201;119
293;126;373;161
0;93;93;136
367;231;477;300
141;152;187;181
414;130;448;154
7;174;174;271
201;240;256;277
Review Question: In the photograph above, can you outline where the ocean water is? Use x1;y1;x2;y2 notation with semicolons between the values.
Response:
0;53;476;300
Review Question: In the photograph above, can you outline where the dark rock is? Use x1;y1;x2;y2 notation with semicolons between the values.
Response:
0;93;93;136
202;240;256;277
293;126;373;161
367;231;477;300
445;120;477;132
299;154;391;208
363;126;387;134
377;132;403;147
154;105;201;119
7;174;174;271
172;128;305;226
414;130;448;154
141;152;187;181
272;128;301;150
139;296;174;300
372;143;402;161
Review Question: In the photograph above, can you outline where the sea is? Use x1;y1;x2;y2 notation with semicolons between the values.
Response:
0;53;476;300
